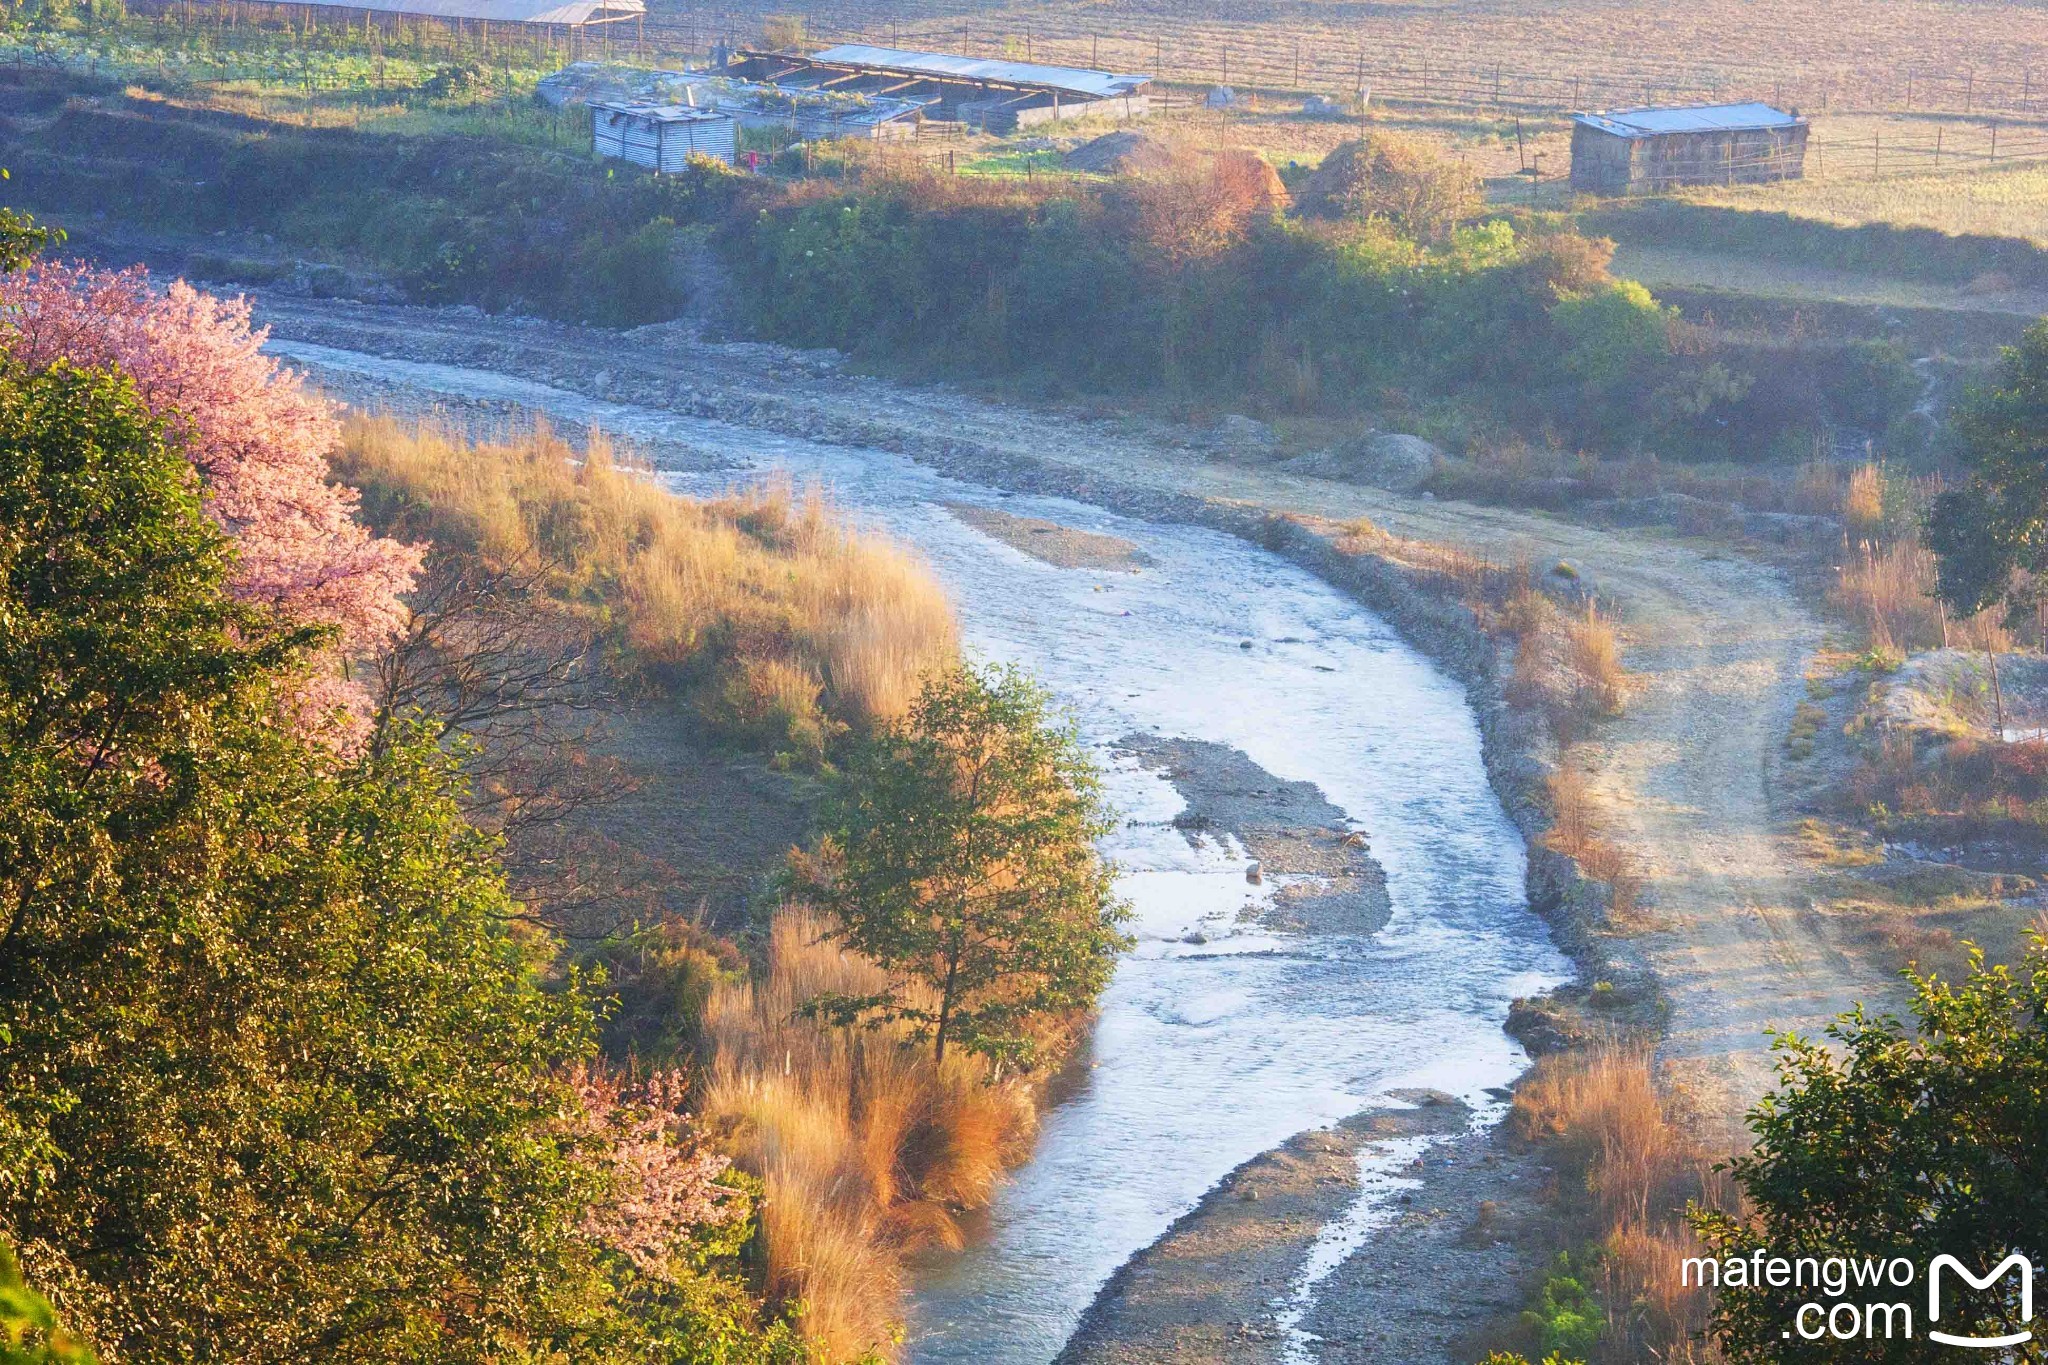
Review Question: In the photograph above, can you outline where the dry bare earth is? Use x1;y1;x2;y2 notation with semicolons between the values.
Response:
675;0;2048;114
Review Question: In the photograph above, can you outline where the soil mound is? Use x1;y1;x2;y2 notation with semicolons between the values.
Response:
1062;130;1175;174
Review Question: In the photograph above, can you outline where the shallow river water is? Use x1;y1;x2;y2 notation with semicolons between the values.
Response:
270;341;1569;1364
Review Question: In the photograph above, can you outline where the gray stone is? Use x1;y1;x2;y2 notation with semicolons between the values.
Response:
1212;412;1274;454
1287;431;1447;492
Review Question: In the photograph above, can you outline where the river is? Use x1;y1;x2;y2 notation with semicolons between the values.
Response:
269;340;1570;1364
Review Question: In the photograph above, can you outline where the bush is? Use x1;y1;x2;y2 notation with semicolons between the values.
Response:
1695;938;2048;1360
1296;132;1483;243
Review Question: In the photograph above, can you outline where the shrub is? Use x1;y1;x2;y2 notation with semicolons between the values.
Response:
1296;132;1483;243
789;662;1129;1069
1695;939;2048;1360
1551;280;1675;392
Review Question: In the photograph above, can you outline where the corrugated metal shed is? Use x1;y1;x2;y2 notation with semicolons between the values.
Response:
804;44;1149;100
592;102;736;169
297;0;643;23
1572;102;1803;139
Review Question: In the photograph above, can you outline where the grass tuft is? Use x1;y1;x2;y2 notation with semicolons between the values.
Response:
700;908;1036;1359
334;414;958;756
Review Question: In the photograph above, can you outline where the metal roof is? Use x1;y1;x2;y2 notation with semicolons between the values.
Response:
591;101;734;122
1573;102;1804;138
296;0;643;23
802;44;1150;99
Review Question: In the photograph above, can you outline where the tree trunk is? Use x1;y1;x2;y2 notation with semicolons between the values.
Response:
1990;646;2008;741
934;948;959;1066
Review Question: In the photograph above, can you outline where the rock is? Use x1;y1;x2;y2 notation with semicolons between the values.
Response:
1245;860;1264;885
1213;412;1275;454
1206;85;1239;108
1504;994;1586;1056
1301;93;1347;118
1288;432;1447;492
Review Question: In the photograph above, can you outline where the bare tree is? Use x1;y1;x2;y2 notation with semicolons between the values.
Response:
369;556;680;935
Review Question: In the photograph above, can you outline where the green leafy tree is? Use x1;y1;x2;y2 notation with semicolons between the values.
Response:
0;363;618;1362
1692;939;2048;1362
790;662;1129;1068
1926;319;2048;619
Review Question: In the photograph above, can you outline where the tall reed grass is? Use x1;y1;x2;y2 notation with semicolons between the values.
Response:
700;909;1037;1360
1513;1043;1732;1364
1830;535;2010;656
334;415;958;755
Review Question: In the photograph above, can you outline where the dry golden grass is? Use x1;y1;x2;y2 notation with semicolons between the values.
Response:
1842;463;1886;539
1565;604;1628;721
700;908;1037;1360
334;415;958;754
1829;535;2008;655
1681;161;2048;249
1513;1042;1732;1363
1331;517;1633;738
1544;769;1645;925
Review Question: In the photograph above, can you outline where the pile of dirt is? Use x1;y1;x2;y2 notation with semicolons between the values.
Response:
1062;130;1176;174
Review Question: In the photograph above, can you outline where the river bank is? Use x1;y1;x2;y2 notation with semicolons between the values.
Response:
244;292;1893;1359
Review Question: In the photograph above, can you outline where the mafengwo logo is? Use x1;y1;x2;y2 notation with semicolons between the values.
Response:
1683;1251;2038;1347
1928;1255;2033;1350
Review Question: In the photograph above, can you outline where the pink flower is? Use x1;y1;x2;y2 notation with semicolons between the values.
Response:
570;1065;742;1279
0;262;422;717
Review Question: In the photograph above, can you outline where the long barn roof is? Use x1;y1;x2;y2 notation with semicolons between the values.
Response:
801;44;1150;99
1574;102;1803;138
296;0;643;23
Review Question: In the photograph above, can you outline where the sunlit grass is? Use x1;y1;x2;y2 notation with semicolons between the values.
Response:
1678;160;2048;248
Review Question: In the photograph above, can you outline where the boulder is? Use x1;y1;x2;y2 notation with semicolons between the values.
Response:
1287;431;1445;492
1205;85;1238;109
1212;412;1275;455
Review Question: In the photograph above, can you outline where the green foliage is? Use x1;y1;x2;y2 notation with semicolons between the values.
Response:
0;80;753;325
0;1241;93;1365
1692;937;2048;1361
1518;1252;1607;1361
735;177;1789;457
1820;338;1921;433
1551;280;1674;390
0;362;624;1359
1927;319;2048;616
790;662;1130;1068
1478;1354;1587;1365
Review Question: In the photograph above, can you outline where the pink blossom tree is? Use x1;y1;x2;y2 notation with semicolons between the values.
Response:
570;1065;743;1279
0;261;421;688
